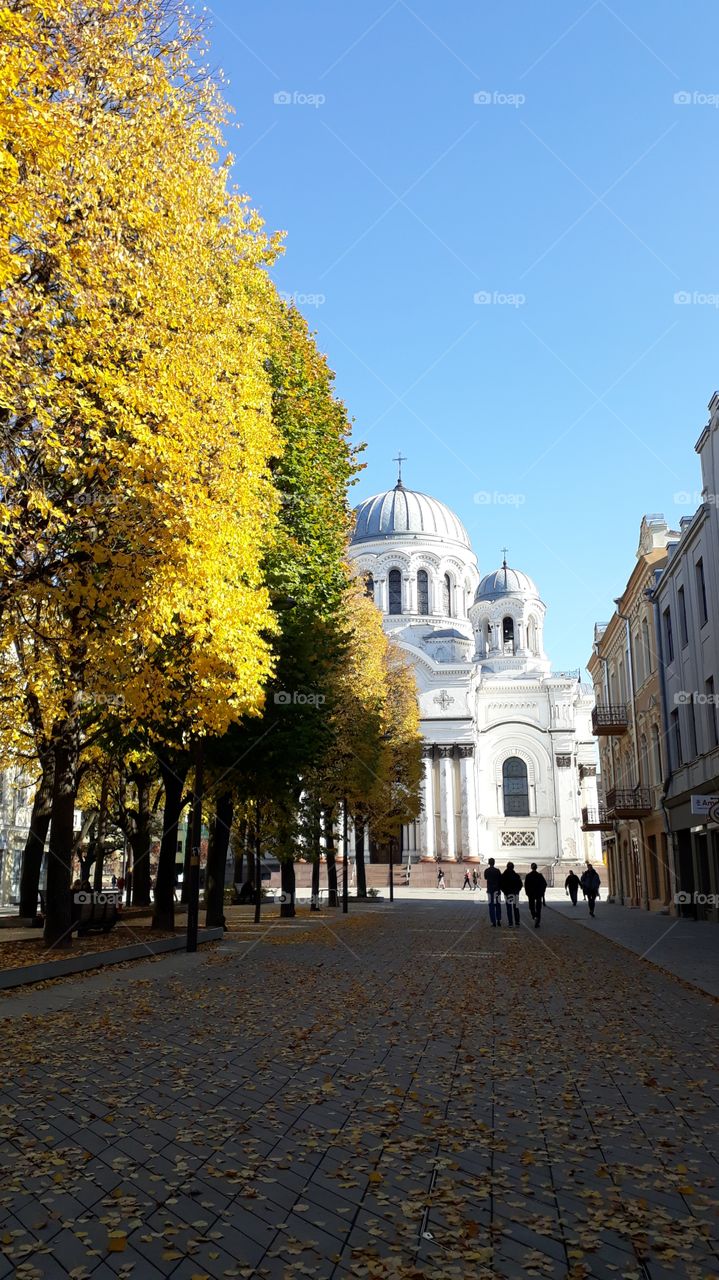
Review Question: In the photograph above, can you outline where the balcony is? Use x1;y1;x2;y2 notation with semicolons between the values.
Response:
591;704;628;735
581;806;613;831
605;787;652;818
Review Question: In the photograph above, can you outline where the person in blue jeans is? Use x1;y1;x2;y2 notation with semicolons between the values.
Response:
484;857;503;926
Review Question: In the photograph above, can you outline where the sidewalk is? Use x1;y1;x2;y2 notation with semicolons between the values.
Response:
549;897;719;998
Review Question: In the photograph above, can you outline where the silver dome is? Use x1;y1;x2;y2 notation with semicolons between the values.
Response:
475;563;539;601
351;483;471;548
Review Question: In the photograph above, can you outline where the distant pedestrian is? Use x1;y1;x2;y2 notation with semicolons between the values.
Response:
472;869;479;890
111;874;117;887
437;869;446;890
501;861;523;927
462;870;472;891
524;863;547;928
580;864;601;917
484;857;502;927
565;870;580;906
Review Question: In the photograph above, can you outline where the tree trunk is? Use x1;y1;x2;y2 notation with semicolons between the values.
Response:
280;860;296;918
44;723;80;948
153;755;189;930
232;816;246;899
253;804;262;924
129;771;152;907
180;810;192;903
205;791;232;928
323;805;338;907
92;775;110;891
355;812;368;900
19;760;54;918
310;803;321;911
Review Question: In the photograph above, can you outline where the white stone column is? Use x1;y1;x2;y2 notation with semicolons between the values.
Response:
458;746;479;860
419;748;435;860
408;574;417;614
376;577;387;612
439;747;457;860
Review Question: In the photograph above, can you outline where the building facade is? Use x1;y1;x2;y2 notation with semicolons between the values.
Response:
348;478;601;880
587;516;677;911
650;392;719;921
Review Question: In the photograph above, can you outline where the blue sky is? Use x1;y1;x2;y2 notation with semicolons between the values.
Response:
206;0;718;671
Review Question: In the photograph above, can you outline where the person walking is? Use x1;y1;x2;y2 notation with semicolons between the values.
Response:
565;870;580;906
580;864;601;917
501;861;523;927
484;857;502;927
524;863;548;928
472;869;479;890
437;869;446;890
462;870;472;891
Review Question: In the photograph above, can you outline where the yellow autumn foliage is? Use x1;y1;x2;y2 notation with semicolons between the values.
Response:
0;0;283;739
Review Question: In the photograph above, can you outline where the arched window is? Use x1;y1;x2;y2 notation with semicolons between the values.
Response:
652;723;663;785
483;621;490;656
502;616;515;655
417;569;429;615
364;573;374;600
388;569;402;615
503;757;529;817
442;573;452;616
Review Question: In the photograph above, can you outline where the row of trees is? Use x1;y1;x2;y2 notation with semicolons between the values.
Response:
0;0;422;945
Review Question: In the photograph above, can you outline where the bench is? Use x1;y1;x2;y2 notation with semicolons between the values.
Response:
71;891;120;937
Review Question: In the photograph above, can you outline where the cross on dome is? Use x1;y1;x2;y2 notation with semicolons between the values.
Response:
392;452;406;488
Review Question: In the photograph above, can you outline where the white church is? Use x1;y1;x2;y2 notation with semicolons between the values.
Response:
347;472;602;881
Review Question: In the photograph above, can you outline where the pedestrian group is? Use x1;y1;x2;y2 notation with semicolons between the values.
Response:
482;857;601;928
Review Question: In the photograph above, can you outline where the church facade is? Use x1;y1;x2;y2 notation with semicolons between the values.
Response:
348;479;601;879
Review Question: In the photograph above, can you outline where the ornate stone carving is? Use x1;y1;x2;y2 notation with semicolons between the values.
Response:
421;744;435;759
555;754;572;768
437;745;455;758
578;763;597;778
456;745;475;758
433;690;455;711
500;830;536;847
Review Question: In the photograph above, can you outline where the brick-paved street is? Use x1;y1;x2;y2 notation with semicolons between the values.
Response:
1;901;717;1280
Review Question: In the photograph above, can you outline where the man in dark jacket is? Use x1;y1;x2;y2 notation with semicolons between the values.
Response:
580;864;601;917
501;861;523;927
484;857;503;927
524;863;547;928
565;870;580;906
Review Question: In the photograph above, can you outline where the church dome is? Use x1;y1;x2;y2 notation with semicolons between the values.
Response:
351;482;471;548
475;562;539;601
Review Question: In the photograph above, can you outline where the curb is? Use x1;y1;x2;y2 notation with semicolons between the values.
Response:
0;928;224;992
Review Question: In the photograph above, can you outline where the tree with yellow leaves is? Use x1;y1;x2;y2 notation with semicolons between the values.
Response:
0;0;281;943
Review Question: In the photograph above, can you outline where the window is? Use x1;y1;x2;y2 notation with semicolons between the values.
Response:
671;709;682;767
364;573;374;600
388;569;402;615
663;608;674;664
678;586;688;648
417;569;429;615
502;616;515;655
642;617;652;676
442;573;452;616
706;677;718;748
640;733;649;785
652;723;663;784
503;757;529;817
687;698;698;759
618;658;626;703
696;558;708;626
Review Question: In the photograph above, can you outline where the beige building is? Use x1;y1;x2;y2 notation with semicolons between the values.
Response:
586;516;677;911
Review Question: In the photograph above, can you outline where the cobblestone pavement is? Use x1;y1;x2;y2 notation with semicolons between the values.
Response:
1;901;717;1280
